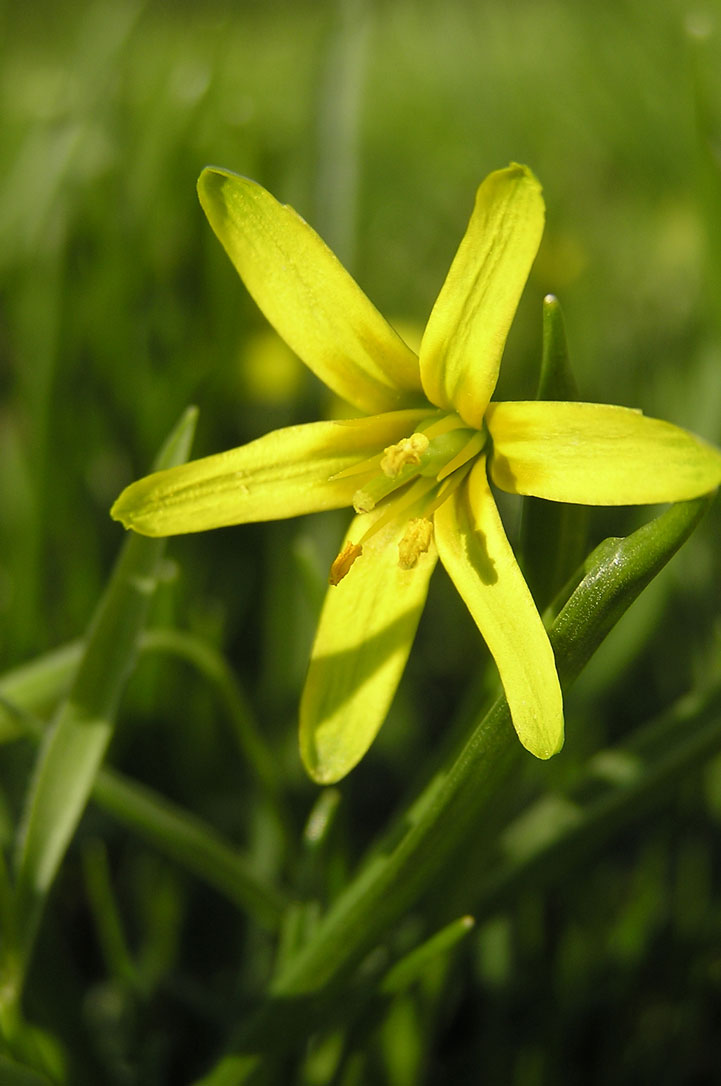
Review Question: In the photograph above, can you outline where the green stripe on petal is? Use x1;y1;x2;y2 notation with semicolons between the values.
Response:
419;164;545;428
198;168;423;415
487;401;721;504
112;410;430;536
300;510;437;783
435;457;563;759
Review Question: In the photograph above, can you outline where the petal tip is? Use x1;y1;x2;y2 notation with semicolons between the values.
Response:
110;491;136;531
109;487;164;537
506;161;543;192
522;722;565;761
301;746;351;786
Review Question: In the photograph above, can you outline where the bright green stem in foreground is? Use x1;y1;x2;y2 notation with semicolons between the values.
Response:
4;408;198;1005
199;495;711;1080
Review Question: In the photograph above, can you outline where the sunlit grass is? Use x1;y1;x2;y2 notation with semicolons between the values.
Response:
1;1;720;1082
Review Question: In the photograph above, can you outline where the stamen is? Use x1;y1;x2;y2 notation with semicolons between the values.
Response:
416;412;465;440
436;430;486;481
398;518;434;569
358;476;437;546
329;541;363;586
353;424;476;513
380;433;429;477
425;455;482;517
352;455;421;513
328;451;383;481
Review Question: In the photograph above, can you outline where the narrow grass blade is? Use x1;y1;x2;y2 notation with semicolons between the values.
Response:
520;294;589;609
10;408;198;991
474;680;721;919
0;1055;56;1086
0;643;82;743
93;768;286;929
201;496;710;1070
380;915;475;995
0;698;286;931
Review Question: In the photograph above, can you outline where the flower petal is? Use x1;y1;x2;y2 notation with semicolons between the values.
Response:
300;510;437;783
419;164;545;428
198;168;423;414
487;401;721;504
434;457;563;759
111;410;430;536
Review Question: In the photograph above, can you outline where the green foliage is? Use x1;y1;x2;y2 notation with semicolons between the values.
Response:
1;1;721;1083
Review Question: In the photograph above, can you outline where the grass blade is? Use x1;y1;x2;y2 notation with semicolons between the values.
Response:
8;408;198;995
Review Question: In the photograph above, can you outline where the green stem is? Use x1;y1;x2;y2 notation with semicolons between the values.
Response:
0;628;287;832
0;698;286;931
0;642;82;734
475;681;721;920
6;409;198;1003
141;628;288;834
93;767;286;930
197;496;710;1079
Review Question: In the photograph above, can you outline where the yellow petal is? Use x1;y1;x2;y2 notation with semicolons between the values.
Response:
434;457;563;759
111;410;429;536
487;401;721;504
198;168;423;414
300;510;437;783
419;165;545;429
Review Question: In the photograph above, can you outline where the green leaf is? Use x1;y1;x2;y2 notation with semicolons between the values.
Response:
380;915;475;995
0;636;287;931
535;293;578;402
0;642;82;738
0;1054;56;1086
521;294;589;608
9;408;198;995
93;768;286;930
550;495;713;685
200;496;710;1070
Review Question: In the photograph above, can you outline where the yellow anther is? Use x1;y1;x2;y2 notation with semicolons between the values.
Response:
398;518;434;570
380;433;429;477
329;540;363;586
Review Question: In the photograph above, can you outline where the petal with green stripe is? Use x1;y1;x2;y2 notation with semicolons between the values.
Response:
419;164;545;429
487;401;721;504
198;168;423;414
300;510;437;783
435;457;563;759
111;410;430;536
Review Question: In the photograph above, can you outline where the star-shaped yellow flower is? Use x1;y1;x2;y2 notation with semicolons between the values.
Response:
111;164;721;783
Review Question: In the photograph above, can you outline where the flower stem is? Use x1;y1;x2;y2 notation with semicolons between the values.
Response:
197;496;711;1079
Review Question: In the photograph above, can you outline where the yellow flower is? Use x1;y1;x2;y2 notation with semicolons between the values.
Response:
111;165;721;783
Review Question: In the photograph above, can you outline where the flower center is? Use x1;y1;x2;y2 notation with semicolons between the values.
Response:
352;415;481;514
329;414;487;585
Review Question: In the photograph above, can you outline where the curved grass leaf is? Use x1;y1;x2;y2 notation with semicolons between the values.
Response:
9;408;198;995
195;495;711;1077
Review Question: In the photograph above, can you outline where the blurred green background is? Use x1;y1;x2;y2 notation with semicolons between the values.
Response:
2;0;721;1082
